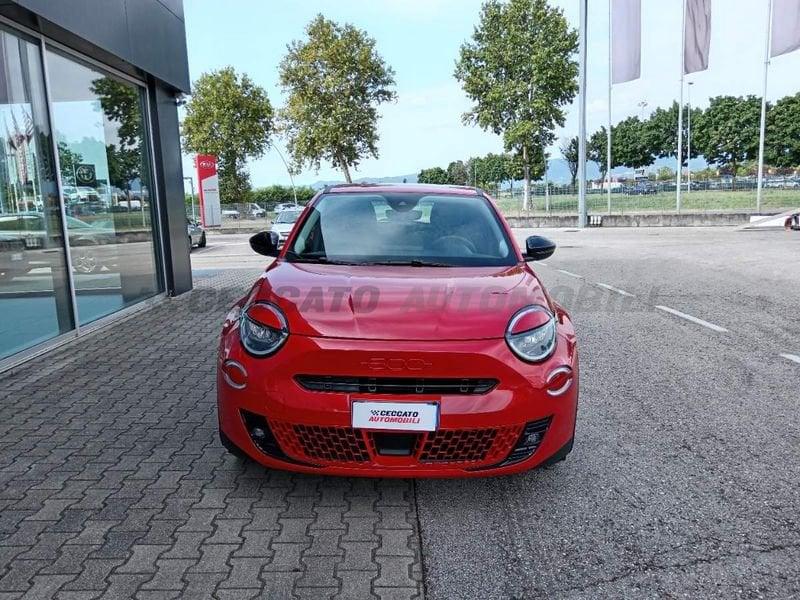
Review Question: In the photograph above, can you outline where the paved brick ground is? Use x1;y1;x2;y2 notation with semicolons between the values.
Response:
0;269;423;599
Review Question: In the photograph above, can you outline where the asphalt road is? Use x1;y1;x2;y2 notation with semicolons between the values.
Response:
193;227;800;599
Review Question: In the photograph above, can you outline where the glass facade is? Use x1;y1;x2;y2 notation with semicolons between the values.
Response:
0;26;163;362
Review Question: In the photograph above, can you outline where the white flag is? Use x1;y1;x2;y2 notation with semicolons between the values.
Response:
611;0;641;84
684;0;712;74
771;0;800;57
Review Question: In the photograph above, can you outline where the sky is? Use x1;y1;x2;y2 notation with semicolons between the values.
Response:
181;0;800;188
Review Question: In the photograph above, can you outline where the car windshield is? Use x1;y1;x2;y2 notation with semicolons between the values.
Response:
276;210;301;224
286;192;516;267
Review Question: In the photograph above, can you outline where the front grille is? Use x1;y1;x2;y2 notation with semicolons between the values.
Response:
264;418;539;468
271;422;370;463
419;425;522;463
295;375;498;395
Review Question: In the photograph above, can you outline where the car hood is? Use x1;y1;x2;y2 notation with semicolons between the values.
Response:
247;261;551;341
271;224;295;234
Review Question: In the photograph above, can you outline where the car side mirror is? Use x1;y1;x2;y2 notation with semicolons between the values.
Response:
524;235;556;261
249;231;280;257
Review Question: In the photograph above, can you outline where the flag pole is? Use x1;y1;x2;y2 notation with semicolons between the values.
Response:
676;0;686;213
578;0;588;228
607;0;613;215
756;0;773;214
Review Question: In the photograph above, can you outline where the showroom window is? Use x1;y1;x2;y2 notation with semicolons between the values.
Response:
46;49;162;326
0;27;73;360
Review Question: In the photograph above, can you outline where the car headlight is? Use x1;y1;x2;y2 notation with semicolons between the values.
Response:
239;301;288;356
505;305;557;363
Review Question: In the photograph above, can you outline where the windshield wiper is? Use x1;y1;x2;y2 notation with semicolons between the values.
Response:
367;259;454;267
284;251;350;265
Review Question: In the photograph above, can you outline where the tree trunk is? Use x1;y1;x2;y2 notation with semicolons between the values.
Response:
522;146;530;212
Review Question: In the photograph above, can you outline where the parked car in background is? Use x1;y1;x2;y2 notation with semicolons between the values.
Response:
188;220;206;249
624;182;658;195
222;207;240;219
269;208;303;247
246;203;267;218
274;202;299;213
0;238;27;282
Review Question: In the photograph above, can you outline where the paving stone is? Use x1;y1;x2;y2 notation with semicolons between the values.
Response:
0;270;422;599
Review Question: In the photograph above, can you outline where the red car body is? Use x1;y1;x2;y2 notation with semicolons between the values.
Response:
217;184;578;477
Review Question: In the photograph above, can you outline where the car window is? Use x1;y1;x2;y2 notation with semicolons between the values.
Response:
287;192;515;267
275;211;301;224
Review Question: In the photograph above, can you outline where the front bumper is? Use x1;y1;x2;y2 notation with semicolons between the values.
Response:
217;321;578;478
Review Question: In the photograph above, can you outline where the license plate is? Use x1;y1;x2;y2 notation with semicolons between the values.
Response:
352;401;439;432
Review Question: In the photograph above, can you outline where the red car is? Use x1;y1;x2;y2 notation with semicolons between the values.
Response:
217;184;578;477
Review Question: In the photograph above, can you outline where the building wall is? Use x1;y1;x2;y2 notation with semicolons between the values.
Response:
0;0;193;297
1;0;190;92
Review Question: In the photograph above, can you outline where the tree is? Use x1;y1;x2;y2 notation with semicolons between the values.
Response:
694;95;761;180
279;15;396;183
57;142;84;186
250;184;315;207
182;67;274;202
480;153;510;194
645;101;702;163
560;136;579;186
446;160;469;186
417;167;449;185
766;92;800;168
612;118;652;169
455;0;578;210
587;128;609;181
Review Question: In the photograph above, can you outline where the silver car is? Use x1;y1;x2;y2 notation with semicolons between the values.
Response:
270;209;302;247
188;220;206;249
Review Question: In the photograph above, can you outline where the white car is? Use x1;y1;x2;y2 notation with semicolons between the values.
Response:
246;203;267;218
270;208;303;246
221;208;240;219
274;202;299;213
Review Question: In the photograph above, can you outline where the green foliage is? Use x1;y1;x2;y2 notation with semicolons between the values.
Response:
655;166;675;181
446;160;469;186
587;127;609;178
694;95;761;178
249;185;316;207
455;0;577;205
279;15;396;183
91;77;146;191
560;136;579;186
182;67;274;202
645;101;701;163
417;167;449;185
612;117;652;169
766;92;800;168
57;142;84;186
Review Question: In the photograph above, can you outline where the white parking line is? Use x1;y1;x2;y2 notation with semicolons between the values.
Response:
556;269;583;279
780;353;800;365
596;283;635;297
655;305;728;333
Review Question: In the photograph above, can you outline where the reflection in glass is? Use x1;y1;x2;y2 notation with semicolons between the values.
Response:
0;28;73;360
47;50;161;325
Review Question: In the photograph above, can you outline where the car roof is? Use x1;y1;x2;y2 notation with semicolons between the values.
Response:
322;183;481;197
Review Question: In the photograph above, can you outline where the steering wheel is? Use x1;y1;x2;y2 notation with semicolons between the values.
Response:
431;235;477;255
